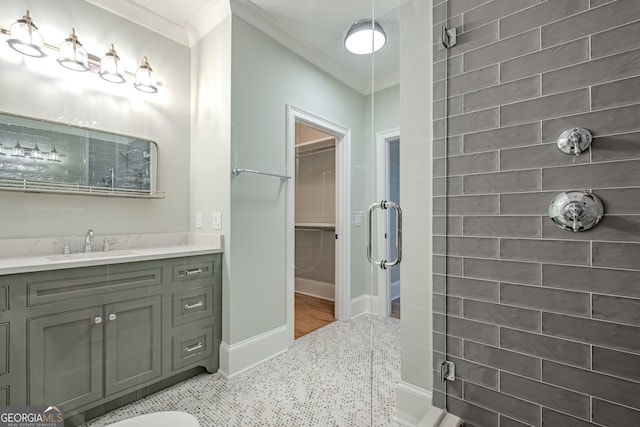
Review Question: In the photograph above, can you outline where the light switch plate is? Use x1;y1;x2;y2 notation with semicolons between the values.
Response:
212;212;222;230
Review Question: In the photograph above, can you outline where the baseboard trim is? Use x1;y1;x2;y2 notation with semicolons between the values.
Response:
351;294;379;318
395;381;434;426
295;277;335;301
218;325;289;379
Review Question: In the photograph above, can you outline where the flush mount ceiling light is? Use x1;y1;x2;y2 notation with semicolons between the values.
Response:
134;56;158;93
57;28;89;71
344;19;387;55
6;10;46;57
1;10;159;94
99;44;126;83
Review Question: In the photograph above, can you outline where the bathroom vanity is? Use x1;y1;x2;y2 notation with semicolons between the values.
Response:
0;234;222;425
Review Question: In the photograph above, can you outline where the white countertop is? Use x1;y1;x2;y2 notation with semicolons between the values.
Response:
0;232;223;275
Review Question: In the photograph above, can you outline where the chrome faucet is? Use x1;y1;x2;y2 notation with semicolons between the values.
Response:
85;229;95;253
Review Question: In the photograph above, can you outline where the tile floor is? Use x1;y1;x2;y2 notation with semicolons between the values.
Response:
84;315;401;427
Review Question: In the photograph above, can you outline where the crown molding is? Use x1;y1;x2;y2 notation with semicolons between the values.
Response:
186;0;232;46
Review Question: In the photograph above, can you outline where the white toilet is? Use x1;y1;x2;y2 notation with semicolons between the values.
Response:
105;411;200;427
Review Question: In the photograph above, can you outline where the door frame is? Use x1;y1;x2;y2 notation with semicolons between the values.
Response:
286;104;351;345
376;127;400;317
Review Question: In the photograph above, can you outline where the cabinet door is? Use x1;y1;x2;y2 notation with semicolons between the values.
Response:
28;307;103;411
105;296;162;396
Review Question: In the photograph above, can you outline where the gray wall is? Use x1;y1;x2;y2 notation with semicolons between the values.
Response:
432;1;640;426
229;16;367;343
0;0;191;239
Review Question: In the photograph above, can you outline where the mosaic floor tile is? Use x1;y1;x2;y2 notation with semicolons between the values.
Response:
84;316;401;427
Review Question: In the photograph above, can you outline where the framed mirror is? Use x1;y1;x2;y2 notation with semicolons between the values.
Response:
0;112;161;198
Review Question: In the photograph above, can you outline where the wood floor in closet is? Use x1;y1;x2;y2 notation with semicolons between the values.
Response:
294;293;401;339
295;293;335;339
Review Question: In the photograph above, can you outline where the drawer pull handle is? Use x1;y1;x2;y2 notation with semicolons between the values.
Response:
94;316;102;324
184;301;204;310
181;268;203;277
109;314;117;321
184;342;203;354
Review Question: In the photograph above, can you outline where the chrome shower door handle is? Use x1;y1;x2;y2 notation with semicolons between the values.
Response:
367;200;403;270
382;201;402;269
367;201;384;267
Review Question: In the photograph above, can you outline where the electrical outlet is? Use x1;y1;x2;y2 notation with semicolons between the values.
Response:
212;212;222;230
196;212;203;229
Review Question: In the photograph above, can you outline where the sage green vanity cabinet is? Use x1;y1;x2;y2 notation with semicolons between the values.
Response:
105;296;162;396
29;307;104;411
0;253;221;423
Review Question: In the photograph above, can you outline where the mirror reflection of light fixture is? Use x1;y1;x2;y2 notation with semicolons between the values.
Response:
57;28;89;71
134;56;158;93
6;10;46;58
48;146;61;162
344;19;387;55
30;144;43;160
12;142;25;157
99;44;126;83
0;143;6;155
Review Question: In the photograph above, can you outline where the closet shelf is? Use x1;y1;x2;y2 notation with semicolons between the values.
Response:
295;222;335;229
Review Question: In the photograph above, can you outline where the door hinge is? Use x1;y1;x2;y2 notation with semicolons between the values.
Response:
335;234;338;240
441;25;457;49
440;360;455;383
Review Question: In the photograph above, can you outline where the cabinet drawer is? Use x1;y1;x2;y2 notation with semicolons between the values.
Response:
0;286;7;311
0;323;7;376
171;258;214;284
172;327;213;371
27;266;162;306
0;386;8;405
172;287;213;327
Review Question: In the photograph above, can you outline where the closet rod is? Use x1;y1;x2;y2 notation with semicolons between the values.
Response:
232;168;291;182
296;146;336;157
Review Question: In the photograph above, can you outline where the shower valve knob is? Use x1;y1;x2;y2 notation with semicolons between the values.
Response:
556;127;592;156
548;191;604;232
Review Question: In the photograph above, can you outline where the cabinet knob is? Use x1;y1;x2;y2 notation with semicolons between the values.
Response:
94;317;102;324
108;313;117;321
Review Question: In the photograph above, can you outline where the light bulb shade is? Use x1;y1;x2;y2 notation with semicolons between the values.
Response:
99;44;125;83
344;19;387;55
7;10;46;58
58;29;89;71
48;146;60;162
134;56;158;93
30;144;43;160
0;144;6;156
12;143;24;157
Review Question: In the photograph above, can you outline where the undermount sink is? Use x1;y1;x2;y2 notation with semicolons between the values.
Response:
46;249;134;261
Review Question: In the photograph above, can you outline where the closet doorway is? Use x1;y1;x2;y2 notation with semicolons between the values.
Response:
294;123;336;338
286;105;351;343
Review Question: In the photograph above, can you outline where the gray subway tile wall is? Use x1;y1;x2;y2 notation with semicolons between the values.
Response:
432;0;640;425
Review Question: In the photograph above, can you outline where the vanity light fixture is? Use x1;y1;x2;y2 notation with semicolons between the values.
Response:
6;10;46;58
1;10;159;93
99;44;126;83
0;143;5;155
344;19;387;55
11;142;25;157
57;28;89;71
134;56;158;93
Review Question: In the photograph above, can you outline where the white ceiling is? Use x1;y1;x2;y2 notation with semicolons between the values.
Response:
86;0;405;94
